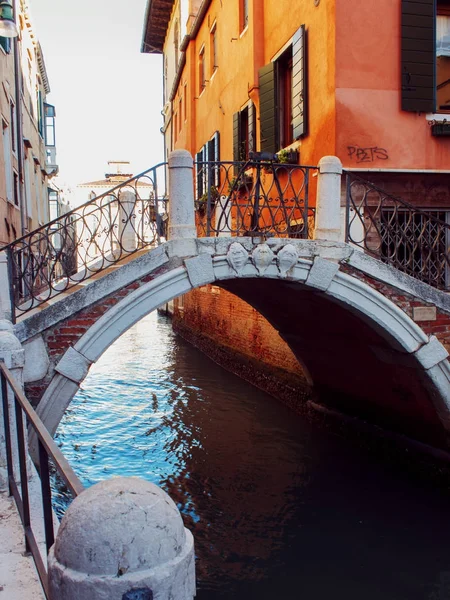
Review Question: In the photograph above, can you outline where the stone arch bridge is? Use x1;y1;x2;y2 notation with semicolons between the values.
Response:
13;235;450;452
3;152;450;455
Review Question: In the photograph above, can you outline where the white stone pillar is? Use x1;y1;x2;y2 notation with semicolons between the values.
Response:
0;320;25;493
0;252;12;322
314;156;343;242
168;150;196;241
118;190;138;253
48;477;196;600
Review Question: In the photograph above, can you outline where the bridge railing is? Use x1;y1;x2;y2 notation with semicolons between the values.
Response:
1;163;168;321
0;360;84;598
345;172;450;290
194;159;315;239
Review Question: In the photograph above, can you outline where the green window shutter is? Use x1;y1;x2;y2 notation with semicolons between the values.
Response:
248;101;256;154
196;150;204;198
292;25;307;139
401;0;435;112
213;131;220;187
259;62;277;154
233;112;241;162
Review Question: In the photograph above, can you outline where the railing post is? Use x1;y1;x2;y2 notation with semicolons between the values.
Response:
48;477;196;600
118;190;138;253
0;251;13;322
314;156;343;242
168;150;196;242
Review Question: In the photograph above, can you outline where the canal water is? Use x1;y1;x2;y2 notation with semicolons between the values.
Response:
53;311;450;600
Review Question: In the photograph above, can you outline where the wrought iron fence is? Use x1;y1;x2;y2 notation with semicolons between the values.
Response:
194;160;316;239
346;172;450;290
2;163;168;320
1;361;84;598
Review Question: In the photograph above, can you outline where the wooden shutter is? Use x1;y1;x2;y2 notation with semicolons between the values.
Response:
259;62;277;153
248;102;256;154
292;25;307;139
401;0;435;112
213;131;220;187
233;112;241;162
196;150;204;198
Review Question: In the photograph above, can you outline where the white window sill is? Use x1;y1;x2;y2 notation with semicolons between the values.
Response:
425;113;450;122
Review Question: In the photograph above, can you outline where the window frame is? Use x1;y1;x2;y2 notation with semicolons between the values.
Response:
198;45;206;95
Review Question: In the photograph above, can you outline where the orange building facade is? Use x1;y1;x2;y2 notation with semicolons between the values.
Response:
142;0;450;403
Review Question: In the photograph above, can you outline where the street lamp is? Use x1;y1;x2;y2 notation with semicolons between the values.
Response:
0;0;18;37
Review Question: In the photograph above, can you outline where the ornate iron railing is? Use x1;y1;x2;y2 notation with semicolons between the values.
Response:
1;361;84;598
194;160;315;239
2;164;168;320
346;172;450;290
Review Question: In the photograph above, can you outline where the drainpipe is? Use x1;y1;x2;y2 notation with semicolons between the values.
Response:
13;0;26;236
249;0;265;107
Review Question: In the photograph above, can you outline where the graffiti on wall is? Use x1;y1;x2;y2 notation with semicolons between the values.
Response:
347;145;389;164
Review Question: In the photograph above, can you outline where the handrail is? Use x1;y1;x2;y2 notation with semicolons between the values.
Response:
3;162;169;321
345;171;450;290
1;361;84;598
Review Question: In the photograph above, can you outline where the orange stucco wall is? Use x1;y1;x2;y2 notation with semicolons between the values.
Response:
335;0;450;171
171;0;337;168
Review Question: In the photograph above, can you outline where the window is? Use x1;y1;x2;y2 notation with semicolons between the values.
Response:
233;102;256;161
13;171;19;207
240;0;249;32
184;83;187;120
195;131;220;198
402;0;450;112
10;101;15;153
179;97;182;132
36;89;44;137
2;119;12;202
259;26;307;153
198;46;206;94
44;103;56;146
437;2;450;111
210;23;218;74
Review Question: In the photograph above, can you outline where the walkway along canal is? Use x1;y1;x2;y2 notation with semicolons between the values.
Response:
52;310;450;600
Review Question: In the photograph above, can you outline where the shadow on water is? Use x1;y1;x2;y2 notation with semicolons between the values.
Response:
53;312;450;600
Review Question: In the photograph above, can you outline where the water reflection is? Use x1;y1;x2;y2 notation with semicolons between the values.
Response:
54;312;450;599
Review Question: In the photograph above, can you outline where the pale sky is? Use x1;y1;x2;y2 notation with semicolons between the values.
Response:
29;0;164;190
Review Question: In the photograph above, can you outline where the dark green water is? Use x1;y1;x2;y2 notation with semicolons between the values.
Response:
54;312;450;600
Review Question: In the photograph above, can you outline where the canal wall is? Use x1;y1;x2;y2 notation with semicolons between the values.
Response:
171;286;312;413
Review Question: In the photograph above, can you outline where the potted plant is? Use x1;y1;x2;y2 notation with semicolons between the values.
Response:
276;148;299;164
197;186;220;216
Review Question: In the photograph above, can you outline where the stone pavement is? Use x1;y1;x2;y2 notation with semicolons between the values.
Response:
0;492;45;599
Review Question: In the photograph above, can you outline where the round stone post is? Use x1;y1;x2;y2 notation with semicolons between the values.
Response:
0;320;25;492
314;156;343;242
118;190;138;253
168;150;196;241
48;477;196;600
0;251;13;321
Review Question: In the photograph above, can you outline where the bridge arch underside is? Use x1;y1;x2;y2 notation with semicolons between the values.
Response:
36;255;450;452
219;278;449;449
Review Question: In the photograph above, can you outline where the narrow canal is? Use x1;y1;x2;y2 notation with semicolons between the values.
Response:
53;311;450;600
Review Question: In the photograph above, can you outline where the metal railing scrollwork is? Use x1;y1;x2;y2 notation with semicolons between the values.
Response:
1;164;168;320
1;361;84;598
194;160;316;240
346;172;450;290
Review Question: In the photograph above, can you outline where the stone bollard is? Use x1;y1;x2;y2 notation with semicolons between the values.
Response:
118;190;138;253
0;319;25;492
0;251;12;321
168;150;196;256
48;477;196;600
314;155;343;242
